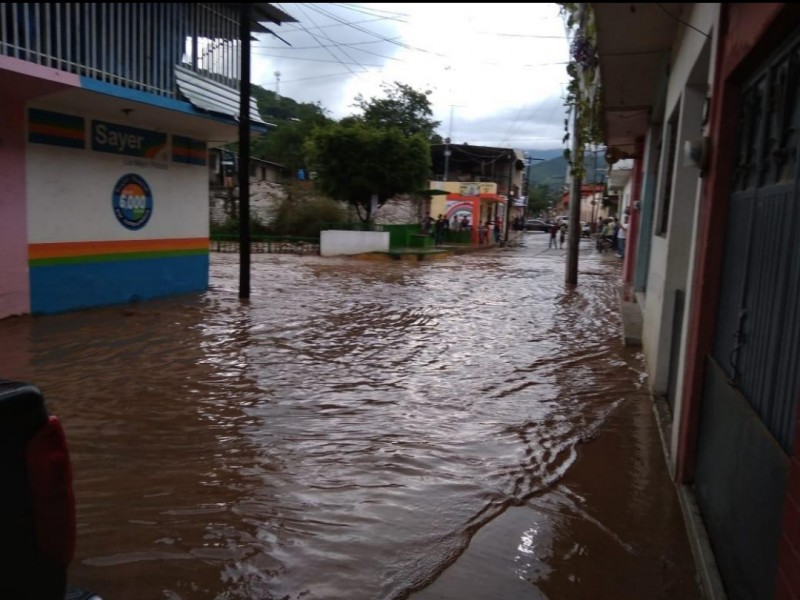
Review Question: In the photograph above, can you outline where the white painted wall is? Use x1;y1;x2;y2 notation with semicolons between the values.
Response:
320;230;390;256
639;5;718;430
27;142;207;243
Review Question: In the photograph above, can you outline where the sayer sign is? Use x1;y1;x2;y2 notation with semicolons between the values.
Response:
92;120;167;159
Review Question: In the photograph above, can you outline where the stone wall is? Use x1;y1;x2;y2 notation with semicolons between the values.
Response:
209;180;287;228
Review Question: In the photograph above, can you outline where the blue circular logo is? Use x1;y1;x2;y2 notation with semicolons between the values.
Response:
112;173;153;230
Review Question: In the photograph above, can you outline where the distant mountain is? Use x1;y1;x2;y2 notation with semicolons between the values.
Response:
522;148;564;161
527;152;604;193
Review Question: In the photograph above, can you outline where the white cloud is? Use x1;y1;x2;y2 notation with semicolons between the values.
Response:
254;3;571;150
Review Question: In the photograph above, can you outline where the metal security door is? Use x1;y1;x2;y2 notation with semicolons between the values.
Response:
694;33;800;600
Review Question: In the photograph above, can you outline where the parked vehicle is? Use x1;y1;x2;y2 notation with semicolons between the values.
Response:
549;218;591;238
524;218;550;232
0;379;101;600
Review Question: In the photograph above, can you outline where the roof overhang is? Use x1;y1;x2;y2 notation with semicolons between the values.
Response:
175;66;270;128
593;3;683;157
31;83;265;145
252;3;298;25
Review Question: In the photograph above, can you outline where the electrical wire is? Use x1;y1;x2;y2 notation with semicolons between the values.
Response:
250;51;384;68
261;5;570;70
330;2;568;39
656;3;711;39
304;3;450;59
254;38;402;51
329;3;411;21
271;15;396;35
280;3;366;77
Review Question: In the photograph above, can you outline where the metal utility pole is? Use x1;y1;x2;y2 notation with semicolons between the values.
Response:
591;144;600;227
504;153;514;244
525;157;546;215
566;108;582;285
238;3;251;299
443;105;455;181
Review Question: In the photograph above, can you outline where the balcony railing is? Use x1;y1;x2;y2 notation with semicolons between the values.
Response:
0;3;244;98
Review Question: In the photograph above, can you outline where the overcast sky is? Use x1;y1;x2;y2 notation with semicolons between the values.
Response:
253;3;571;151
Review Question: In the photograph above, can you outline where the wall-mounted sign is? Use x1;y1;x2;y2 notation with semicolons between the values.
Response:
172;135;206;166
112;173;153;230
92;120;167;159
28;108;85;149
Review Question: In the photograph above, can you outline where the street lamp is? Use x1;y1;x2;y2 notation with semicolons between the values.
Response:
443;137;452;181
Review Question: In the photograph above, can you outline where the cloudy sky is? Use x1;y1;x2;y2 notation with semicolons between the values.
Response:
252;3;571;151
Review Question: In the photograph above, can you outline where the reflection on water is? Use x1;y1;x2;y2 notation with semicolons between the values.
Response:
0;236;679;599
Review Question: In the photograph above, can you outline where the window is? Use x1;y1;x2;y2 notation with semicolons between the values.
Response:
657;111;679;235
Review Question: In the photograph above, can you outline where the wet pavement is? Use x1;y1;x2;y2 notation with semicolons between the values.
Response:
0;233;699;599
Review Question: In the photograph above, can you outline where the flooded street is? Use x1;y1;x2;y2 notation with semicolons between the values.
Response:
0;233;699;599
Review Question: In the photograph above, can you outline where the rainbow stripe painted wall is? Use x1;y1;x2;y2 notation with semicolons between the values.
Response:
28;239;209;314
22;105;210;315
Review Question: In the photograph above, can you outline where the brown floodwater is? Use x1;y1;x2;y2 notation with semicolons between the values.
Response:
0;234;699;599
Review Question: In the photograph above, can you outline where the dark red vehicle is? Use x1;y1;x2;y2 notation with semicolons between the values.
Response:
0;380;100;600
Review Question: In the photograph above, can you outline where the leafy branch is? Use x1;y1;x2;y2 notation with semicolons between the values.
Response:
559;3;603;179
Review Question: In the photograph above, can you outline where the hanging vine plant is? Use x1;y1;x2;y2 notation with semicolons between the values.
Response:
559;3;603;179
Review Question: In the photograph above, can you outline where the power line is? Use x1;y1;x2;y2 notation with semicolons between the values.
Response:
252;48;567;69
260;5;570;70
330;2;567;39
329;3;411;21
271;15;396;35
250;51;384;68
656;3;711;39
302;5;405;63
254;38;402;51
304;3;450;59
280;3;365;77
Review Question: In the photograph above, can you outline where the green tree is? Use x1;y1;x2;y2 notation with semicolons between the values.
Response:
269;182;346;237
353;82;441;141
250;86;333;174
527;183;557;216
306;121;431;223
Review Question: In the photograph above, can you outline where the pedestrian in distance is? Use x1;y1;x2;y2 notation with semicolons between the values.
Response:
548;222;559;249
599;218;616;253
421;214;434;236
617;207;630;258
559;221;567;249
434;214;446;246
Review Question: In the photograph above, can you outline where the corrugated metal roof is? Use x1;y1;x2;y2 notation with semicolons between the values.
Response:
175;65;272;127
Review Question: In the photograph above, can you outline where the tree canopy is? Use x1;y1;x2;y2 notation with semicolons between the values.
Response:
250;86;333;173
306;120;431;223
526;183;559;217
352;82;441;142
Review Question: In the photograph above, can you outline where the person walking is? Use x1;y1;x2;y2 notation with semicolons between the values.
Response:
617;207;630;258
559;221;567;249
421;214;434;236
548;222;559;249
434;214;445;246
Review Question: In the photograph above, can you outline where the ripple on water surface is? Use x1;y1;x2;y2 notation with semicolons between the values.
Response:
0;237;638;599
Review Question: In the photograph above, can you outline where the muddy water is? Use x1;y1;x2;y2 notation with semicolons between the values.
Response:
0;234;698;599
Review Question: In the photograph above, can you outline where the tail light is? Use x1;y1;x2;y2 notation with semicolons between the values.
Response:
25;415;76;568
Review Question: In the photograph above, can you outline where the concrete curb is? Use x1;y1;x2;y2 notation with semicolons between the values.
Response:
651;393;727;600
618;286;643;346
